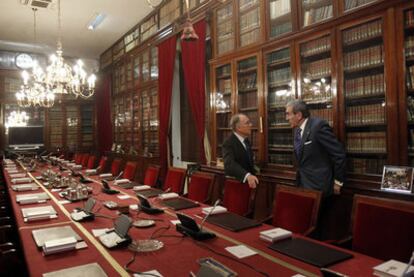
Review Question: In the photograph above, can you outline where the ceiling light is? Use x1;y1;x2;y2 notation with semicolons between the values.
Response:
87;13;106;30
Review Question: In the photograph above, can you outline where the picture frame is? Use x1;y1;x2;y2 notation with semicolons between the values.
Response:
381;166;414;194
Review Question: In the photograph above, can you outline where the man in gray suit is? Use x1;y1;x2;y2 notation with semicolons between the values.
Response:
223;114;259;189
285;100;346;196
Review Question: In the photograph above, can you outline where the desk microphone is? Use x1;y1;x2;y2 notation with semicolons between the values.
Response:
200;199;221;231
402;250;414;277
95;166;102;173
114;171;123;181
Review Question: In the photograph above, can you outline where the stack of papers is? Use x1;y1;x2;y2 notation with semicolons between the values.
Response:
11;183;39;191
114;179;130;185
85;169;97;175
42;263;108;277
158;192;179;200
202;206;228;215
373;260;414;277
22;206;57;222
11;177;32;184
133;185;150;191
259;228;292;243
43;236;77;255
10;173;26;178
16;192;49;204
99;173;112;178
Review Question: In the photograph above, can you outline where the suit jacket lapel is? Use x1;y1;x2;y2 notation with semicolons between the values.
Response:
299;118;312;161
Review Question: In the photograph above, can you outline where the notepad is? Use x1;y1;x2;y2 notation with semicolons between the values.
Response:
114;179;130;184
133;185;151;191
158;192;179;200
202;206;228;215
373;259;414;277
260;228;292;243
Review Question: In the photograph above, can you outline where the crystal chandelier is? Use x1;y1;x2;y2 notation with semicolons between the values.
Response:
181;0;199;41
45;0;96;99
15;8;55;108
5;111;30;128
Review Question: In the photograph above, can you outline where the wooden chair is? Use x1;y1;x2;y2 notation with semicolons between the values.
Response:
81;154;90;168
162;167;187;194
86;155;97;169
187;172;215;203
110;158;122;176
122;161;138;180
97;156;108;172
143;165;160;187
271;185;322;236
349;195;414;262
222;178;254;216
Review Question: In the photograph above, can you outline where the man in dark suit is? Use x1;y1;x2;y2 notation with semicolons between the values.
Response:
223;114;259;189
285;100;346;196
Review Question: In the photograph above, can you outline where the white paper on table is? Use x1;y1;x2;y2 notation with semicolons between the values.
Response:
58;200;70;205
170;220;180;226
134;270;163;277
117;194;131;200
225;245;257;259
92;228;110;237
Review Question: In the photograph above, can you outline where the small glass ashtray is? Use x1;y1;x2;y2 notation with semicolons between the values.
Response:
128;239;164;252
133;219;155;228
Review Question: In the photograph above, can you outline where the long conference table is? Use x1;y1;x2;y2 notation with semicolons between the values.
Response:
3;160;382;277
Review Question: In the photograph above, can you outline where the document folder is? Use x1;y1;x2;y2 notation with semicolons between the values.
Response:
268;238;353;267
136;188;164;198
206;212;261;232
162;197;200;211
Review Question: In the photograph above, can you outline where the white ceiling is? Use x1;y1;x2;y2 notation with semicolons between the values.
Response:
0;0;155;62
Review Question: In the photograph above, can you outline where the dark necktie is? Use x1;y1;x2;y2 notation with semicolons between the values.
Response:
294;127;302;159
244;138;254;166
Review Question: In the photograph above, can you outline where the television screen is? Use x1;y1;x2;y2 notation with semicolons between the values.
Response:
8;126;44;146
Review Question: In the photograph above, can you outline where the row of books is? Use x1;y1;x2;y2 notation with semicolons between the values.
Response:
268;153;293;165
238;57;257;71
348;157;385;174
218;79;232;94
303;4;333;27
268;111;289;126
239;0;259;12
268;48;290;63
159;0;180;28
343;45;384;71
217;4;232;22
217;38;234;55
407;96;414;122
238;73;257;91
270;0;290;19
345;103;386;126
240;29;260;47
218;65;231;77
406;65;414;90
346;131;386;153
301;36;331;57
268;67;291;87
268;133;293;147
344;0;376;11
343;19;382;44
238;92;258;109
345;73;384;98
270;21;292;38
406;36;414;58
302;82;332;102
239;7;260;33
302;58;331;79
268;92;294;108
405;9;414;27
310;108;333;125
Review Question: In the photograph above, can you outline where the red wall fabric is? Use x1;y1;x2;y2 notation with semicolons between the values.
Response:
96;73;113;153
158;36;177;178
181;20;206;163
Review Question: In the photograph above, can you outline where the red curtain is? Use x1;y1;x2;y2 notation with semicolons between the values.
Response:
96;73;113;153
158;36;177;177
181;20;206;163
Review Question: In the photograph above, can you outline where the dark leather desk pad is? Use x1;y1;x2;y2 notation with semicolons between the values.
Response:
136;188;164;198
268;238;353;267
206;212;261;232
162;197;200;210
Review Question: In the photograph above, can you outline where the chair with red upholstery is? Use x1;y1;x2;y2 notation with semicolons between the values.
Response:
187;172;215;203
97;156;108;172
122;161;138;180
271;185;322;236
110;158;122;176
222;178;253;216
162;167;187;194
86;155;97;169
350;195;414;262
143;165;160;187
81;154;90;168
74;153;83;164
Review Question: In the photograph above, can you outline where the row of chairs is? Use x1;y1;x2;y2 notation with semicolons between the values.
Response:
71;154;414;263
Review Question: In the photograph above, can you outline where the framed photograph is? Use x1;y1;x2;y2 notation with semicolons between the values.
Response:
381;166;414;194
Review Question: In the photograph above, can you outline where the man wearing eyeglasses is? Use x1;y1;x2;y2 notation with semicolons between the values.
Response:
223;113;259;189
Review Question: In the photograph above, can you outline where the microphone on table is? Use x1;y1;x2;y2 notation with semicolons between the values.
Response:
199;199;221;231
114;171;123;181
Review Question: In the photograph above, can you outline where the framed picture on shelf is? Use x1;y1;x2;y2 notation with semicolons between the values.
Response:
381;166;414;194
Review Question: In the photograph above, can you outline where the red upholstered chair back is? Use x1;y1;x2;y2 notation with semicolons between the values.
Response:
272;185;321;235
98;156;108;172
123;161;137;180
187;172;215;203
86;155;97;169
351;195;414;262
222;179;252;216
144;166;160;187
110;158;122;176
81;154;90;167
74;153;83;164
163;167;187;194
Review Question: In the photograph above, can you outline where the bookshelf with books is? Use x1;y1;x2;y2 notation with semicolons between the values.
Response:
342;0;378;13
124;95;133;148
265;46;295;166
65;105;79;149
216;2;235;55
236;55;262;160
268;0;294;38
238;0;261;47
132;93;141;151
160;0;180;29
151;47;159;80
48;106;64;149
141;14;158;42
213;63;233;159
298;34;334;127
80;104;94;148
141;87;159;156
340;18;387;175
142;50;150;82
300;0;334;28
112;97;125;146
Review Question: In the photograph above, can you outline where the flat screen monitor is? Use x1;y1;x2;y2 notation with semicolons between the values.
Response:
8;126;44;148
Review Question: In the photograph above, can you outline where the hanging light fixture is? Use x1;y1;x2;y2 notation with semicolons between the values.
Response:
5;111;30;129
45;0;96;99
16;8;55;108
181;0;199;41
